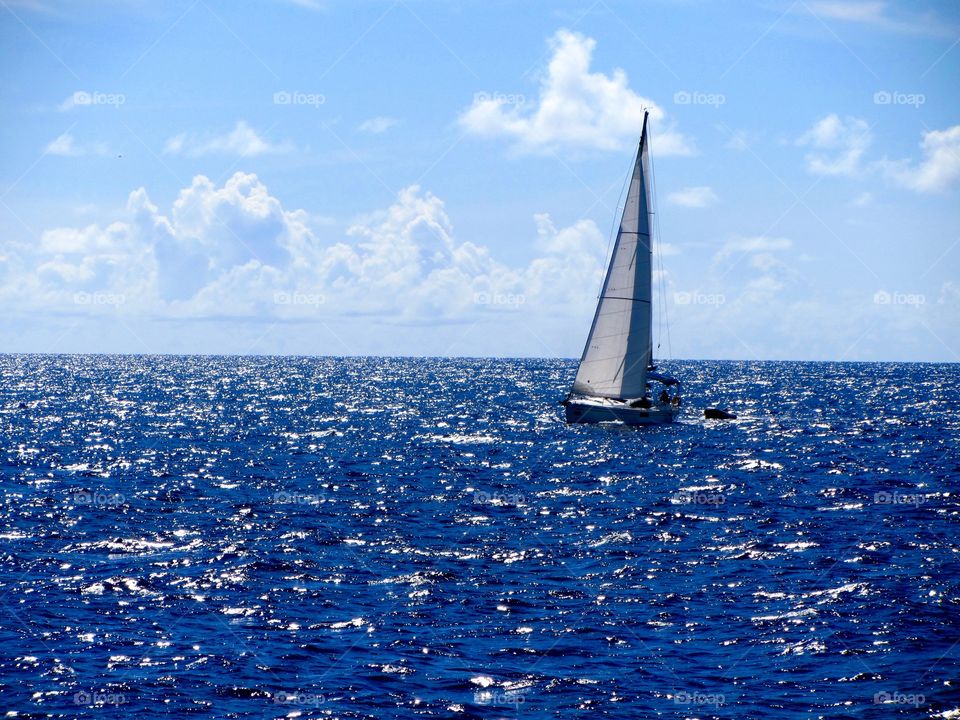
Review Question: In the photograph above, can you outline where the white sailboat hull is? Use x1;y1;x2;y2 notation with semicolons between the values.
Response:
563;396;678;426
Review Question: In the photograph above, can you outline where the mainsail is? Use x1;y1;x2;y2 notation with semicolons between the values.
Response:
571;112;653;400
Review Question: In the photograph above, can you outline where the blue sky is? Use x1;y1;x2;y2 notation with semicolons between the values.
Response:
1;0;958;360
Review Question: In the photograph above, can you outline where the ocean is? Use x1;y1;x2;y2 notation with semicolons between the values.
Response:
1;355;958;718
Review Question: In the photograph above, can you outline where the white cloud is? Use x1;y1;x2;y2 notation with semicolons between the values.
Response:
667;186;718;208
45;133;77;155
44;132;109;157
358;116;397;134
712;236;796;295
649;228;960;361
810;1;886;23
3;172;605;326
807;1;957;37
58;93;79;112
796;114;872;177
164;121;293;157
459;29;694;155
164;133;186;154
879;125;960;193
8;174;955;360
795;116;960;193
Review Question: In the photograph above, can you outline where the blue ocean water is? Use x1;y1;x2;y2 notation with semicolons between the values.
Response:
1;355;958;718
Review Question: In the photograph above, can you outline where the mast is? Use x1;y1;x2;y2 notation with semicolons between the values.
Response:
571;112;653;399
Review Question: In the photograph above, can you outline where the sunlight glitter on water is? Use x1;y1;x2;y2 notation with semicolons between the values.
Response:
0;356;958;718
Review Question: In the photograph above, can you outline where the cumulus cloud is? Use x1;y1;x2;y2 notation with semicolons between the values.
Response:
649;224;960;361
9;173;954;360
459;29;694;155
879;125;960;193
797;114;872;177
358;116;397;134
44;132;109;157
667;186;718;208
2;172;606;326
164;121;293;157
796;115;960;193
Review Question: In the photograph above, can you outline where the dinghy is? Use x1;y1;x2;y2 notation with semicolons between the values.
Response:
562;111;681;426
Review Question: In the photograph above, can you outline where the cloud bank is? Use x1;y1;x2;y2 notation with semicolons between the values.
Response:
2;172;607;328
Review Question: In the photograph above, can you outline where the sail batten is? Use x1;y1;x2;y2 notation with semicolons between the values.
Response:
571;112;653;401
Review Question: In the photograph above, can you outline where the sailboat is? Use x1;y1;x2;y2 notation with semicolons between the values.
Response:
562;111;681;425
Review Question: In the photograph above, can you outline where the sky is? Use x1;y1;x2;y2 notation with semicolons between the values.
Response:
1;0;958;361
